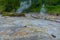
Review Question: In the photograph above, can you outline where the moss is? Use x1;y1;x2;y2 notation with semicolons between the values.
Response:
2;12;25;17
2;12;16;16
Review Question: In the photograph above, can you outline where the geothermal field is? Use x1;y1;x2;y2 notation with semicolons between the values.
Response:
0;14;60;40
0;0;60;40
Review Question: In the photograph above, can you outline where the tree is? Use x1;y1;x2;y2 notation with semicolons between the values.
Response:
45;0;60;6
4;0;21;12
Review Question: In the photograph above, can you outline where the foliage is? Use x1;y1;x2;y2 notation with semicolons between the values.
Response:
0;0;60;15
23;0;42;12
4;0;21;12
45;0;60;15
46;5;60;15
45;0;60;5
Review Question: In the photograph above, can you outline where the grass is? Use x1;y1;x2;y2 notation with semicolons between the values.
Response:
46;5;60;15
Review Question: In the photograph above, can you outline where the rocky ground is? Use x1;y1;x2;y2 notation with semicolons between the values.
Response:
0;14;60;40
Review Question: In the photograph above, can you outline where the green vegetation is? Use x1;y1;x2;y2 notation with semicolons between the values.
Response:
45;0;60;15
2;12;25;17
0;0;21;12
0;0;60;15
46;5;60;15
